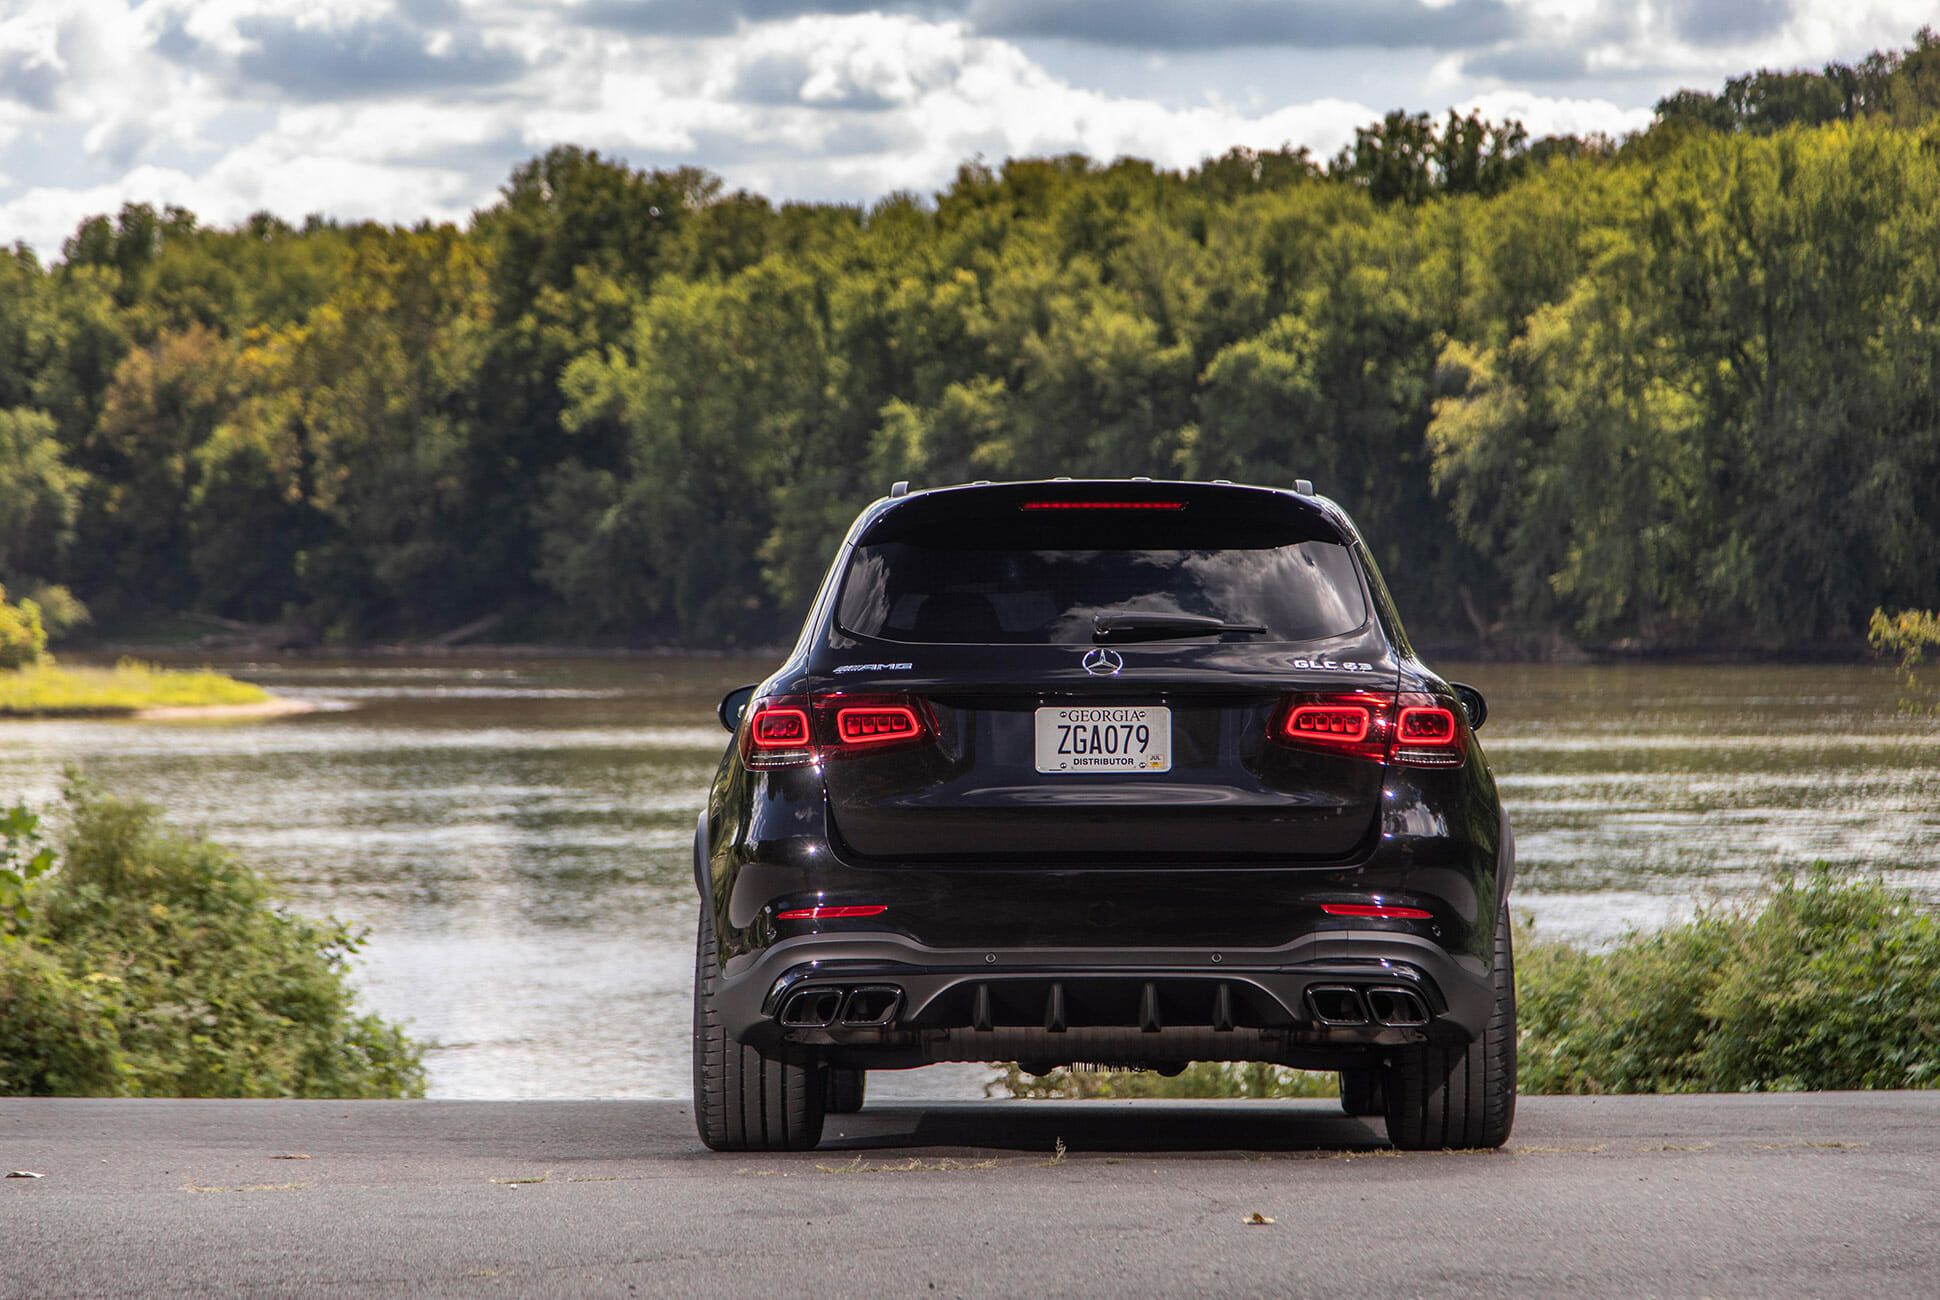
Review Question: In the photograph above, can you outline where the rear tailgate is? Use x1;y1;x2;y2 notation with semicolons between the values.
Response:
821;650;1396;861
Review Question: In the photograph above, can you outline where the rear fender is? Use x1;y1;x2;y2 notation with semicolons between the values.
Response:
693;811;710;903
1497;804;1515;904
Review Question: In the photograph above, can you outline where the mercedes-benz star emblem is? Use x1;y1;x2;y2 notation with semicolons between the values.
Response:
1081;647;1125;676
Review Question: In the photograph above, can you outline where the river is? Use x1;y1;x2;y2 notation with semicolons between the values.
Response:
3;654;1935;1098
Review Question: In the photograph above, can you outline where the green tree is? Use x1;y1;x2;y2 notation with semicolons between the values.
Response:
0;585;48;670
0;407;82;589
81;326;240;613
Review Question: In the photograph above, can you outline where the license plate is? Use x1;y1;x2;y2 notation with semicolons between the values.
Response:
1034;706;1171;774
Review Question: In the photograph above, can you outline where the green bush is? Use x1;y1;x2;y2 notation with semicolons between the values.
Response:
19;583;89;640
0;583;47;670
0;942;123;1095
0;779;425;1098
1521;867;1940;1093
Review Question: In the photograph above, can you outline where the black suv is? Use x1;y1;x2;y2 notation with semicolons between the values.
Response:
693;479;1515;1151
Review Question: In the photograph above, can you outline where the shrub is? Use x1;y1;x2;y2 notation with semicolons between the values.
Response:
1520;867;1940;1093
0;942;124;1095
1;803;56;933
0;584;47;670
0;779;425;1098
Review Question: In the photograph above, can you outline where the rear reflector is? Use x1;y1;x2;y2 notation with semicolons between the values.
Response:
1321;903;1433;920
775;904;888;921
1019;500;1185;511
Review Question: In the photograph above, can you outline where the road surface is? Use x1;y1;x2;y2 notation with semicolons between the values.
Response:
5;1093;1937;1297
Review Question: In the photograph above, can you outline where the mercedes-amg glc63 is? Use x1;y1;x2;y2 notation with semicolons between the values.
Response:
693;478;1514;1151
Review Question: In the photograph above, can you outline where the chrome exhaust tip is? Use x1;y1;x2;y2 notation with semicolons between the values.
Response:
1365;986;1429;1026
779;988;844;1028
838;986;903;1027
1306;985;1371;1026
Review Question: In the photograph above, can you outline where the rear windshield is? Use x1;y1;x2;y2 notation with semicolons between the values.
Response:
835;501;1368;645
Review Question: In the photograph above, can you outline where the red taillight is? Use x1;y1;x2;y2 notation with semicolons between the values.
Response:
1284;704;1371;744
775;904;888;921
740;693;936;768
1393;700;1462;766
743;697;816;768
836;705;922;745
1020;500;1185;511
1272;691;1392;763
1270;691;1464;768
1397;706;1456;744
750;706;809;747
1322;902;1433;920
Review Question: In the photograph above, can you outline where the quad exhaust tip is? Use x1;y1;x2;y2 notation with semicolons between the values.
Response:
1307;985;1369;1026
1306;984;1429;1028
780;988;845;1028
1365;986;1429;1026
839;986;902;1027
779;985;904;1029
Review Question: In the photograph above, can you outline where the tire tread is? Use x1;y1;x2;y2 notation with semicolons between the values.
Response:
692;910;826;1151
1382;904;1517;1150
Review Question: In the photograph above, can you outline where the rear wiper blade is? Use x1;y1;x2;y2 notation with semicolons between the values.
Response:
1092;613;1267;644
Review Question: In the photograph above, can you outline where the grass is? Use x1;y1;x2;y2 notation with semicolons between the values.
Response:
0;658;270;716
994;1061;1340;1100
814;1155;1000;1174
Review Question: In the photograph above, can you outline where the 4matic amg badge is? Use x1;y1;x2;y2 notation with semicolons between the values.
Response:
1081;647;1125;676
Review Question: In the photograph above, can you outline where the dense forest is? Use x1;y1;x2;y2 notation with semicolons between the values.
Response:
4;34;1940;653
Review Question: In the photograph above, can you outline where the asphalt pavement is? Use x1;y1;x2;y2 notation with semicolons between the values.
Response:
5;1093;1938;1297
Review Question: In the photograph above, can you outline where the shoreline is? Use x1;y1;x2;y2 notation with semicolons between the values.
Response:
78;640;790;662
67;638;1881;667
2;696;320;722
135;696;320;721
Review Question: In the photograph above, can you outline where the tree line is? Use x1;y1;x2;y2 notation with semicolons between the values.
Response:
3;32;1939;652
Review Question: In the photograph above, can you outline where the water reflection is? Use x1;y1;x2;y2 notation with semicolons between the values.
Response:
0;654;1934;1097
1452;660;1940;943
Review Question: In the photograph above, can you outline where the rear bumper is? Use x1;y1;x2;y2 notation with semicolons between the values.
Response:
715;927;1491;1070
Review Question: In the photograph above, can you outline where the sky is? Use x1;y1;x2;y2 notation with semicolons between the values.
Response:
0;0;1933;256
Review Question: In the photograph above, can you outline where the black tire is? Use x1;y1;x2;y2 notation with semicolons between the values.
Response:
1381;903;1517;1150
692;908;827;1152
827;1068;867;1114
1339;1067;1384;1117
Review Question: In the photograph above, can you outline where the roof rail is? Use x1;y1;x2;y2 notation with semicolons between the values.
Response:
1292;479;1315;496
889;481;910;498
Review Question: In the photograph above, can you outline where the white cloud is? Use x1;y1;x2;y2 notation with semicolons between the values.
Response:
0;0;1935;254
513;16;1379;201
0;166;199;254
1458;90;1653;140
